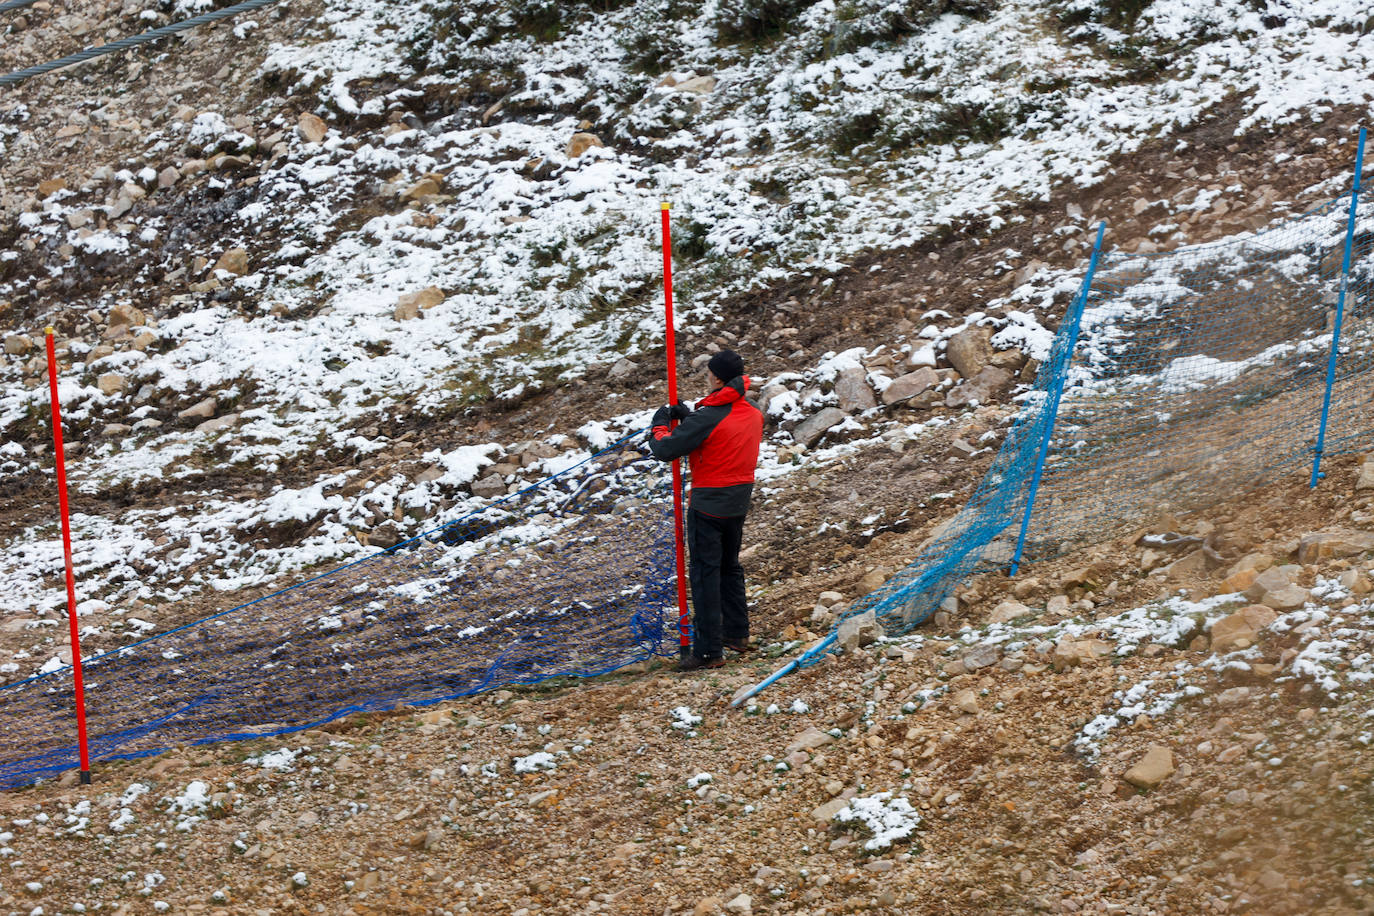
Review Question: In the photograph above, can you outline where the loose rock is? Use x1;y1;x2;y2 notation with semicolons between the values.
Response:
1123;744;1175;791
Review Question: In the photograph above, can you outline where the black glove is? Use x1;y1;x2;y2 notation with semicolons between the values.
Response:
652;402;690;428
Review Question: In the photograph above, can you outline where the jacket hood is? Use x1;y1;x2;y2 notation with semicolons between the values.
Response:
699;375;750;407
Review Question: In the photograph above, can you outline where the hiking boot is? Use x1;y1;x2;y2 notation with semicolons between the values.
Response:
677;654;726;672
723;638;754;654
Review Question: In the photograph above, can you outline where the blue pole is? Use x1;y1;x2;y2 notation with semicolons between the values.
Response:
1311;127;1367;488
1009;221;1106;576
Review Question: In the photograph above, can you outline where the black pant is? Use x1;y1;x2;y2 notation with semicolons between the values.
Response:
687;508;748;658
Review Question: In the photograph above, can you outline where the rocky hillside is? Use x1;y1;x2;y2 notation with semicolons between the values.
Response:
0;0;1372;912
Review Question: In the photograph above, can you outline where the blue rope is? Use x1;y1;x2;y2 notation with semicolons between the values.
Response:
0;0;285;87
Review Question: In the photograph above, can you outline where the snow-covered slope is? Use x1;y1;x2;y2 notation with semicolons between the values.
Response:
0;0;1372;678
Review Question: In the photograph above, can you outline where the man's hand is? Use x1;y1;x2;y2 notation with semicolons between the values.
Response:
653;402;691;428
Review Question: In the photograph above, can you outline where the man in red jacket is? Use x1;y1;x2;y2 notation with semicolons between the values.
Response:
649;350;765;671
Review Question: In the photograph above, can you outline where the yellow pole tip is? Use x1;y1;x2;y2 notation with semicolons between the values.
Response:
661;202;671;210
44;326;54;335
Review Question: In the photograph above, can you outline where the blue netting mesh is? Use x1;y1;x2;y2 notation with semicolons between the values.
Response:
0;435;678;789
813;184;1373;661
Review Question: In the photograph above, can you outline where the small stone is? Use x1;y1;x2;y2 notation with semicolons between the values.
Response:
1261;585;1309;611
960;644;999;671
724;893;752;916
836;610;881;651
470;473;507;499
1357;460;1374;492
945;365;1014;408
1222;567;1258;594
953;689;979;715
988;600;1029;624
4;334;31;355
1230;553;1274;576
818;591;844;607
1340;568;1372;595
1051;640;1082;670
396;286;445;313
608;358;637;381
178;397;217;420
157;166;179;189
214;247;249;276
1244;566;1291;602
694;897;722;916
811;798;849;823
66;208;93;229
394;299;422;321
1123;744;1175;791
196;413;239;434
297;112;328;143
785;727;833;755
1210;604;1278;654
38;178;66;197
400;178;441;202
674;75;718;95
1165;548;1210;580
108;302;146;329
97;372;126;395
566;133;604;158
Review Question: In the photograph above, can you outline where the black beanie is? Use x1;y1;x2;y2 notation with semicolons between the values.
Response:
707;349;744;383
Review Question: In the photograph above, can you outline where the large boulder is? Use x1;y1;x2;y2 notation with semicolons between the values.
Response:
880;368;938;406
945;366;1013;408
792;407;847;448
834;366;876;412
945;326;993;378
1296;530;1374;564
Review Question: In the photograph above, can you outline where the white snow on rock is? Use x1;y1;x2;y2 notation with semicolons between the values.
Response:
512;752;557;774
834;792;922;850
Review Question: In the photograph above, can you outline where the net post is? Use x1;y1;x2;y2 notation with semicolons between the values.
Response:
1009;221;1106;576
44;327;93;784
1310;127;1366;488
660;202;692;659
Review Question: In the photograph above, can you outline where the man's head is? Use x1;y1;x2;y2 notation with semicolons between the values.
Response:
706;349;744;389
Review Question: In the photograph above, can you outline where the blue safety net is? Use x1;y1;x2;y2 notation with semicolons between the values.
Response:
811;183;1374;658
0;435;679;789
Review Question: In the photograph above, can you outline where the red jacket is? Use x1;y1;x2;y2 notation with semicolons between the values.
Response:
649;376;764;516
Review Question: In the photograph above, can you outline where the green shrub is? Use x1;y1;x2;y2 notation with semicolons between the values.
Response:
828;0;997;54
714;0;809;41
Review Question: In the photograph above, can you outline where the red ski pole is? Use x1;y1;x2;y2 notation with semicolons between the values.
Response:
660;203;691;660
44;328;92;785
